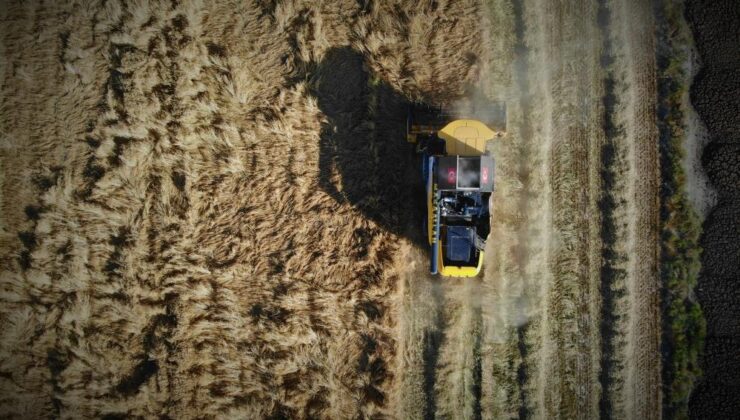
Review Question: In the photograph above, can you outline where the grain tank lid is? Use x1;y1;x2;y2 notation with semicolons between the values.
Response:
438;119;495;156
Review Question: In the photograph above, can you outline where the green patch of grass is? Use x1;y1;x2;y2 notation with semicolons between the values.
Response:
655;1;706;418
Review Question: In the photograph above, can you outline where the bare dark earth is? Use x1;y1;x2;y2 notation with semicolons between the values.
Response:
686;0;740;418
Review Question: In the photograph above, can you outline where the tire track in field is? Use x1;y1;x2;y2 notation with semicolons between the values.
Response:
596;0;631;417
433;281;484;419
596;0;662;417
538;0;603;417
616;1;661;418
396;247;445;420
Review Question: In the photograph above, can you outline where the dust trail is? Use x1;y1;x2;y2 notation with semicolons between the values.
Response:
478;0;551;416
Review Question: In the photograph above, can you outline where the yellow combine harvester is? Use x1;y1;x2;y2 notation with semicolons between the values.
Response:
407;103;506;277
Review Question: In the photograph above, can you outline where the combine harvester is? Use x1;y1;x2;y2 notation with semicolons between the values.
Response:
407;103;506;277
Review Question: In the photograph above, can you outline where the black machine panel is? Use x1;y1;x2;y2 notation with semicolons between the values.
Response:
436;156;458;190
435;155;495;192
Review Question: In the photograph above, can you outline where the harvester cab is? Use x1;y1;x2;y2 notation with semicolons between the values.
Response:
408;103;506;277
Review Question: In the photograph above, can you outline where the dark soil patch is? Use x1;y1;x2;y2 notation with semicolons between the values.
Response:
685;0;740;417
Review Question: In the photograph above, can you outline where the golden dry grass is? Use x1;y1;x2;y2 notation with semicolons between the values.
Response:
0;0;487;417
1;0;698;418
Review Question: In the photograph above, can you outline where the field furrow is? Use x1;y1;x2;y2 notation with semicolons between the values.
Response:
618;1;662;418
537;1;602;418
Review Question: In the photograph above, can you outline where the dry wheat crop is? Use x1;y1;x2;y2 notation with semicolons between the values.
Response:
0;0;704;418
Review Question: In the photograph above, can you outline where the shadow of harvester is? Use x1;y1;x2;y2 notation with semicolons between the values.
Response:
306;47;457;417
307;47;425;245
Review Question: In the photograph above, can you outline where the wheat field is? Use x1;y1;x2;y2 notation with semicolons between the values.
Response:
0;0;698;418
0;0;490;417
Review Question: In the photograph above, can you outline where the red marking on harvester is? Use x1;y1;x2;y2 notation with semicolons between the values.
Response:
482;167;489;184
447;168;456;184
